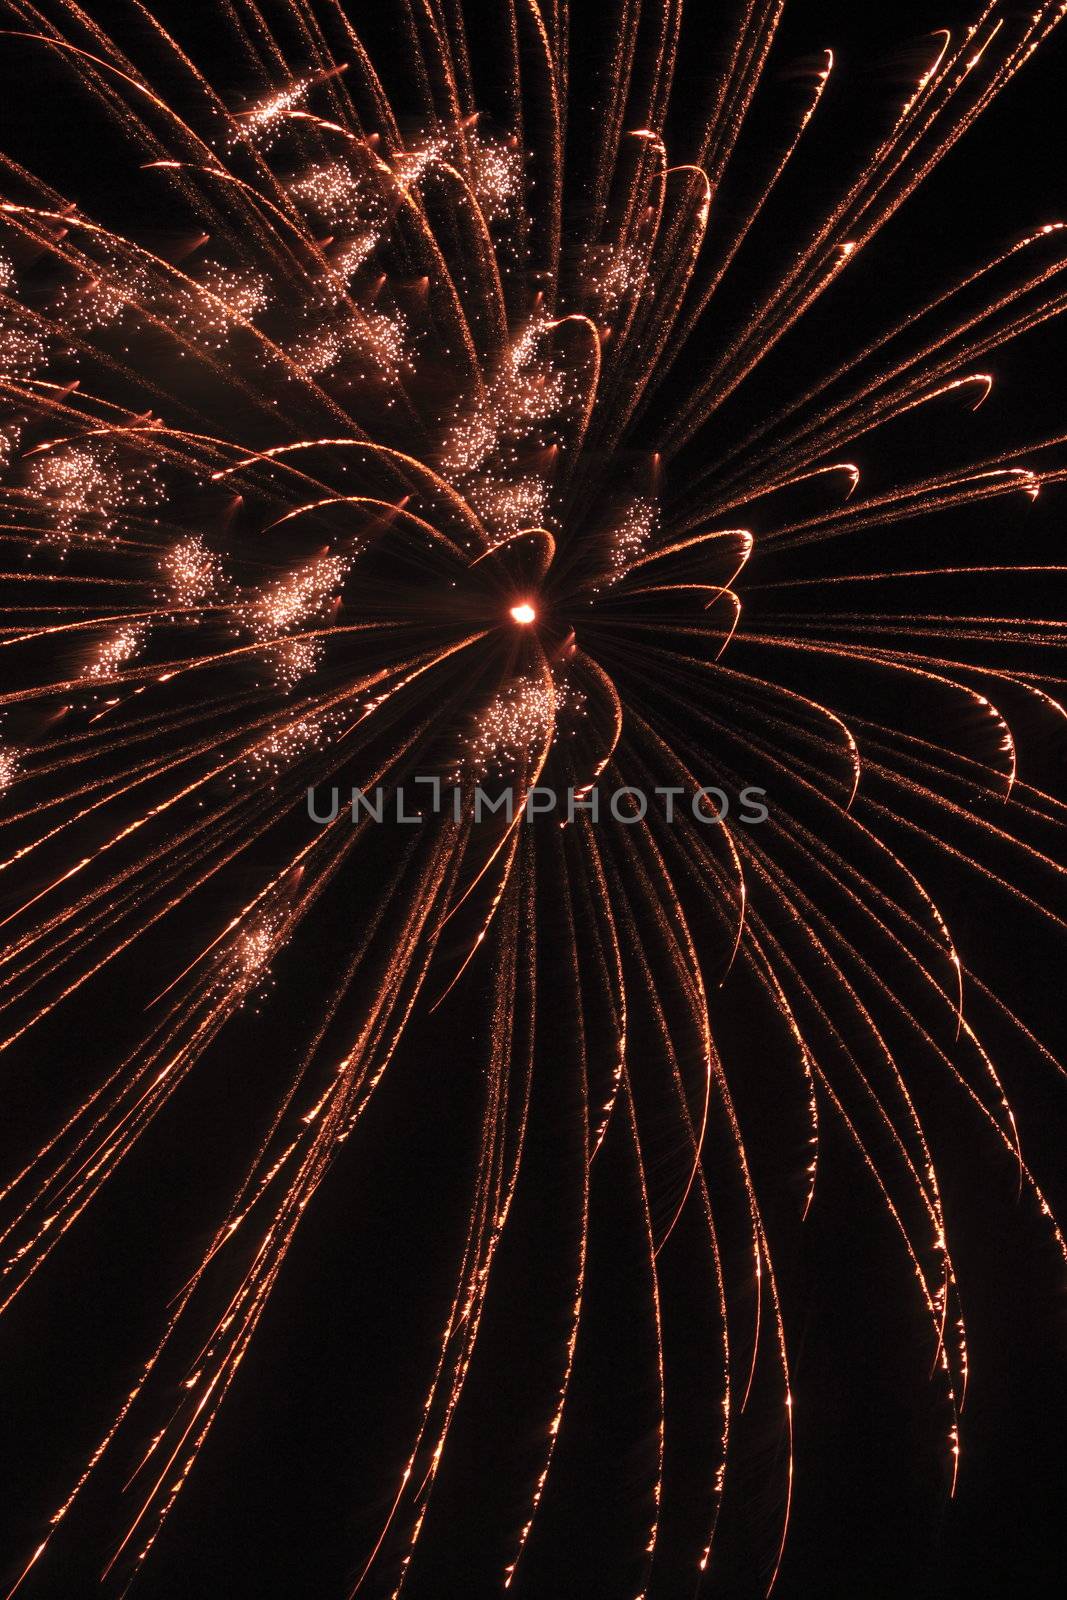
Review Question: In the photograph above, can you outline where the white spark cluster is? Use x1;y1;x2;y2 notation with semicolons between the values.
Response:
584;241;647;315
329;232;380;282
244;710;341;779
467;132;522;222
194;261;271;340
161;534;223;609
272;632;324;689
0;744;19;792
468;676;555;775
466;673;588;778
390;137;447;193
242;553;349;686
27;443;160;550
60;257;154;330
467;474;550;530
237;918;276;975
290;161;380;230
82;621;147;679
440;318;566;538
607;495;657;582
290;304;407;379
0;321;45;380
246;553;348;636
240;81;309;147
215;909;286;1007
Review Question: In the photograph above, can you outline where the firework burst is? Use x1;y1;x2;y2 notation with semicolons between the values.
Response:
1;2;1066;1596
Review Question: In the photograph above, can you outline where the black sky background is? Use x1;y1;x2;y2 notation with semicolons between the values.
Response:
1;2;1066;1597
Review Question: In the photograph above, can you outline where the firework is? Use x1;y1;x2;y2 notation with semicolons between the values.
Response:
1;2;1066;1597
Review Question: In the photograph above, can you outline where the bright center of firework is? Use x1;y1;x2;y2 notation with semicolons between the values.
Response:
509;602;537;625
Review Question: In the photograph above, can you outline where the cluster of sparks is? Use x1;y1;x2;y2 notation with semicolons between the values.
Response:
0;743;18;792
241;708;343;781
605;494;657;584
237;553;349;687
80;620;147;680
24;442;160;548
191;261;272;344
440;314;569;542
0;2;1066;1598
160;533;223;610
467;675;558;777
